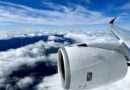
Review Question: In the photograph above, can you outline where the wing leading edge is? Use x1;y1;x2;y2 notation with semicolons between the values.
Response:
109;18;130;48
109;18;130;61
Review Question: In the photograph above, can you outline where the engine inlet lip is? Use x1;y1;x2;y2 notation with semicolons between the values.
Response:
58;48;71;89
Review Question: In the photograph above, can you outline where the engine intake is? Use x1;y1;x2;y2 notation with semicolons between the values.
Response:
57;46;128;89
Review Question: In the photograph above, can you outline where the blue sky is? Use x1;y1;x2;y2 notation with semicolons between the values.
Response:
0;0;130;30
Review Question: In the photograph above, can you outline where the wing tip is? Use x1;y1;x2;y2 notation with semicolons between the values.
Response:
109;17;117;25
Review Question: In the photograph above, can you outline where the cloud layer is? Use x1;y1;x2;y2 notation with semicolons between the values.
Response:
0;1;113;25
0;30;120;90
1;0;130;31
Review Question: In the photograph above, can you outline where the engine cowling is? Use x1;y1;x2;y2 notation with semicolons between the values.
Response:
57;44;128;90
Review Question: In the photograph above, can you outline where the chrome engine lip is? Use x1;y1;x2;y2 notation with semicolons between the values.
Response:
58;48;71;89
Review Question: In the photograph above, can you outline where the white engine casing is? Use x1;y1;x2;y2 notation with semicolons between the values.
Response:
57;46;128;89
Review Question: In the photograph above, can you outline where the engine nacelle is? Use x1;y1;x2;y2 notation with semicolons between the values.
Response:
57;45;128;90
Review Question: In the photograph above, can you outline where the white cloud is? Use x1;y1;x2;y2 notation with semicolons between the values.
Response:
0;41;47;78
80;0;92;4
0;30;127;90
120;3;130;10
64;30;117;43
17;77;33;89
48;35;63;41
42;2;70;13
0;1;112;25
36;74;62;90
0;38;64;89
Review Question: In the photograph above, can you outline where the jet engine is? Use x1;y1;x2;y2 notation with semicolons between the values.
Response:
57;42;128;90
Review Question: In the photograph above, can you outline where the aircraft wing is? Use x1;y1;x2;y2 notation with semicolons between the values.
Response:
109;18;130;48
109;18;130;60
